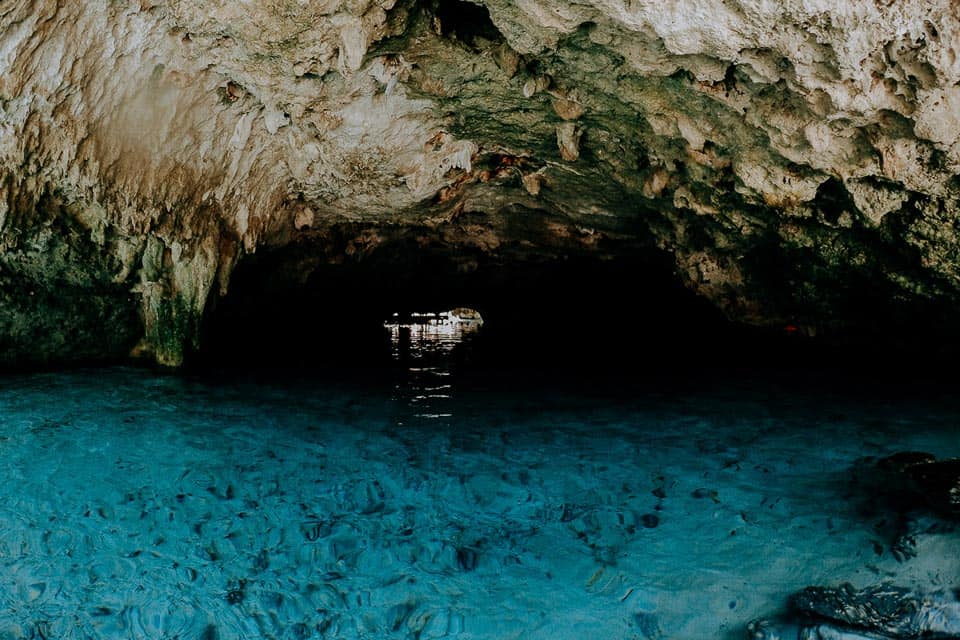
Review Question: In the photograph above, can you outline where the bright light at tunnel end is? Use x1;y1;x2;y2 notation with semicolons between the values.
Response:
384;308;484;328
384;308;484;359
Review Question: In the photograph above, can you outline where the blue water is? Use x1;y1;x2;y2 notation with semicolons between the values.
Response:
0;366;958;639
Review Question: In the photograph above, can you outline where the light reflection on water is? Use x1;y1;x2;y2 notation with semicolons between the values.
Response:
384;309;483;362
385;309;482;420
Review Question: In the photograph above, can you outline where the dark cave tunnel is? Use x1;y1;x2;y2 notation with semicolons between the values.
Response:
197;237;838;378
193;227;960;384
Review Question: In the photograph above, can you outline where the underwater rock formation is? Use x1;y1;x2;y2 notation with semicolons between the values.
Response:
748;584;960;639
848;451;960;561
3;0;960;365
877;452;960;518
750;454;960;639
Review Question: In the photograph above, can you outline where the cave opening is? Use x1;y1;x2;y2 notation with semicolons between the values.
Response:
195;238;831;378
194;215;960;381
384;308;484;365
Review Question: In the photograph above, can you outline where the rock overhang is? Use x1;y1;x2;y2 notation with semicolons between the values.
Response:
1;0;960;367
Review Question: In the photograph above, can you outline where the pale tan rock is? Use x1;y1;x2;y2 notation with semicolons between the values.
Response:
551;90;584;120
556;122;582;162
643;169;672;199
522;171;545;196
522;75;552;98
3;0;960;365
294;205;316;231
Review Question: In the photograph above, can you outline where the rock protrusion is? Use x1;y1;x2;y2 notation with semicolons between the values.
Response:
556;122;582;162
748;584;960;639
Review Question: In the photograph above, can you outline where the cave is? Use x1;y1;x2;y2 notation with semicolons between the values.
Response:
3;1;960;638
197;228;960;377
197;238;742;370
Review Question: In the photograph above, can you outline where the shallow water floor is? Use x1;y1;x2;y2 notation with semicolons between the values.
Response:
0;368;957;639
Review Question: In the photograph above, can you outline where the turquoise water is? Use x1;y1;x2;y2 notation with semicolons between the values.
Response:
0;365;958;639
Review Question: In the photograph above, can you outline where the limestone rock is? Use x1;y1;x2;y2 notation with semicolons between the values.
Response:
749;584;960;639
556;122;583;162
2;0;960;365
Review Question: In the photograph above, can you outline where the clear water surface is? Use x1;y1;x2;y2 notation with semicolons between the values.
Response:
0;356;958;639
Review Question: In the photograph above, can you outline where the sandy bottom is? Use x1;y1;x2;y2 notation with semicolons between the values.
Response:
0;367;957;639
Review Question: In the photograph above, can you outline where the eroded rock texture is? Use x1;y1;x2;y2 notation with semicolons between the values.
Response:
749;584;960;639
2;0;960;365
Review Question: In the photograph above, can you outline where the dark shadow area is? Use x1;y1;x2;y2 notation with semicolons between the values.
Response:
197;242;727;372
194;236;960;388
433;0;504;48
813;176;859;225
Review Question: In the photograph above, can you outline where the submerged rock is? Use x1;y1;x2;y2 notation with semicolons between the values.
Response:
878;452;960;518
847;451;960;561
749;454;960;639
749;584;960;639
748;620;897;640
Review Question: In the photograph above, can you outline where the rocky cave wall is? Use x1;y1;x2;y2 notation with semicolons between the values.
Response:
1;0;960;367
